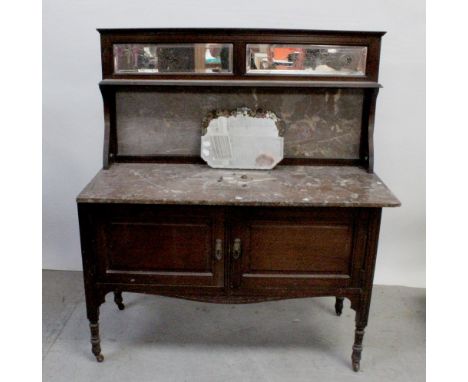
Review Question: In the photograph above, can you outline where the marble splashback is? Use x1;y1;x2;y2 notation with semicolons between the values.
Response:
116;87;364;159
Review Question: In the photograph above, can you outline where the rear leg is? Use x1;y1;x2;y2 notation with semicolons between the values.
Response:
114;291;125;310
335;297;344;316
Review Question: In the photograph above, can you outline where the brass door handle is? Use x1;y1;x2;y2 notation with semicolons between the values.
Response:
232;238;242;260
215;239;223;261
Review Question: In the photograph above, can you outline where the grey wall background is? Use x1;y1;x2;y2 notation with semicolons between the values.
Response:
43;0;425;287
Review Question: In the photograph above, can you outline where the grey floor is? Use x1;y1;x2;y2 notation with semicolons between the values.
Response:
43;270;425;382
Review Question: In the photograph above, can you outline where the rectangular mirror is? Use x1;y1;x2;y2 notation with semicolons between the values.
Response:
113;43;233;74
247;44;367;76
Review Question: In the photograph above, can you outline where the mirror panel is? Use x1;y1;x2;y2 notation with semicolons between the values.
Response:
247;44;367;76
201;108;284;170
113;43;233;74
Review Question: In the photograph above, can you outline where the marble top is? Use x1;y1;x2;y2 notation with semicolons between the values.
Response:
77;163;400;207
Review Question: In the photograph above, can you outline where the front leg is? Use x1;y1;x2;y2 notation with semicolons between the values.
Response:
79;204;106;362
86;298;104;362
351;324;366;371
350;208;381;371
89;320;104;362
84;287;105;362
350;292;373;372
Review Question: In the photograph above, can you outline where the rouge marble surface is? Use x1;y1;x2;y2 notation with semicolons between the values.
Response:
77;163;400;207
116;87;363;159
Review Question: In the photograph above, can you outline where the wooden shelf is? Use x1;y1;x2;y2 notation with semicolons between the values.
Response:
99;79;382;89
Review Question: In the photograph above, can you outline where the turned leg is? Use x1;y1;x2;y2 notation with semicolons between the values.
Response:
335;297;344;316
114;291;125;310
350;208;381;372
350;292;372;372
351;324;366;371
84;290;105;362
79;205;107;363
89;321;104;362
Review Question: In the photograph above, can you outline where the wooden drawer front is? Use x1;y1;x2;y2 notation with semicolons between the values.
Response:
95;205;224;287
230;208;356;290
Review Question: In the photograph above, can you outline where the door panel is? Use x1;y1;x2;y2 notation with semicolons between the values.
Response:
95;205;225;287
249;223;352;273
230;208;358;290
108;221;211;272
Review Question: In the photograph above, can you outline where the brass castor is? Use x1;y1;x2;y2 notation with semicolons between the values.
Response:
352;361;360;372
95;354;104;363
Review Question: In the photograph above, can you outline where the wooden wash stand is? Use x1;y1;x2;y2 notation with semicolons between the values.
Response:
77;29;400;371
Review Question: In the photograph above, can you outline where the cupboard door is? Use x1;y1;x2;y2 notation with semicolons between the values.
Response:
95;205;225;287
229;208;359;290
